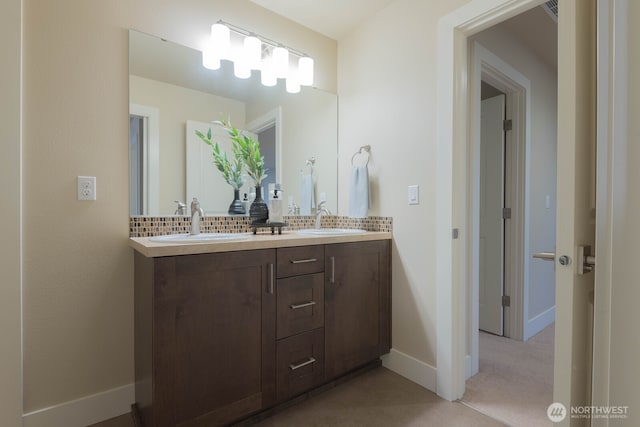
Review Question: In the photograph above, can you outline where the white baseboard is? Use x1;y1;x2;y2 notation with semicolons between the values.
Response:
381;348;437;392
23;383;134;427
524;305;555;341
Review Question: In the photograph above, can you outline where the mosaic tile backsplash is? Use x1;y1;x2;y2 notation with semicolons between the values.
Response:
130;215;392;237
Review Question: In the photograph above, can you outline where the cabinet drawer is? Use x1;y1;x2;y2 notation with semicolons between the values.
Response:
277;273;324;339
277;246;324;278
276;328;324;402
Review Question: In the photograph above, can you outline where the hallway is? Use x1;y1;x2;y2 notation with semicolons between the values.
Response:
463;325;555;426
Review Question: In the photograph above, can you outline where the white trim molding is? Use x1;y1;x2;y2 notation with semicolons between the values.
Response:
382;349;437;392
23;384;134;427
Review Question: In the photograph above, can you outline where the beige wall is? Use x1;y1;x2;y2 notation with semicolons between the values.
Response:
0;0;23;424
338;0;471;366
472;24;558;329
609;0;640;422
22;0;335;413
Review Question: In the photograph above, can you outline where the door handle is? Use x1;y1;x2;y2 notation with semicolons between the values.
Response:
532;252;572;266
532;252;555;261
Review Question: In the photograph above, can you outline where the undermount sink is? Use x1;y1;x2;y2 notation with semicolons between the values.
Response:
297;228;367;236
149;233;252;243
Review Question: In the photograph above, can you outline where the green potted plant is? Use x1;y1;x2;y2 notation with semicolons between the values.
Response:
214;119;269;223
195;127;247;215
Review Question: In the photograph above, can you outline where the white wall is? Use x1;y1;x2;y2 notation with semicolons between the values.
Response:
338;0;471;373
0;0;23;424
608;1;640;423
20;0;336;418
472;23;558;337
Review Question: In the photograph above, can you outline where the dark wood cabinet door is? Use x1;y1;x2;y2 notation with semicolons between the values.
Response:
324;241;391;380
153;249;276;426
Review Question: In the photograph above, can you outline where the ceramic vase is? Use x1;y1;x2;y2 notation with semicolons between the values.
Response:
228;189;246;215
249;185;269;224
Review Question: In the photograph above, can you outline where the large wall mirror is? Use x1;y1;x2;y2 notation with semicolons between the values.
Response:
129;30;338;216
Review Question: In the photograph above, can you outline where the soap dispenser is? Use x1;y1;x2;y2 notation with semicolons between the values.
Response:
268;184;284;223
242;193;250;214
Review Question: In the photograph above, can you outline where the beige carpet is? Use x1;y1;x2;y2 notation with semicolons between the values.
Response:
462;324;555;427
91;368;506;427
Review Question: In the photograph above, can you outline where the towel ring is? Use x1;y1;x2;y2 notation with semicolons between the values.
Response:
301;157;315;176
351;145;371;166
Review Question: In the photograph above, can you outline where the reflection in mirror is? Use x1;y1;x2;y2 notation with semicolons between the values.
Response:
129;30;338;216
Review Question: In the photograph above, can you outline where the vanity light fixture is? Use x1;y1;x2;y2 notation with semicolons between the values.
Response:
201;20;314;90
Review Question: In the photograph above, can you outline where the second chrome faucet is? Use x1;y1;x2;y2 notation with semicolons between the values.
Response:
190;198;205;235
314;200;331;229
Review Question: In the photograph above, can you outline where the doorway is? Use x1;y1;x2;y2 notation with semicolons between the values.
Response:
463;5;559;424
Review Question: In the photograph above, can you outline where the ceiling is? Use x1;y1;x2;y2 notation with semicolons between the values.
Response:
250;1;557;71
500;5;558;70
249;0;397;40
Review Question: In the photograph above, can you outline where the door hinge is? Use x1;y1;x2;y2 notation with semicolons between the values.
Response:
452;228;459;239
503;119;513;131
502;208;512;219
502;295;511;307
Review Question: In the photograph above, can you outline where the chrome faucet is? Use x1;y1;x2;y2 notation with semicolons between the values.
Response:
174;200;187;215
190;197;205;235
314;200;331;229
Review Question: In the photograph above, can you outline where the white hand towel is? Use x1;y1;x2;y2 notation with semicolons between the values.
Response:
349;165;370;218
300;174;315;215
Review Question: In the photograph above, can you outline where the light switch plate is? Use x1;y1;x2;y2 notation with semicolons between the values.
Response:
77;176;96;201
408;185;419;205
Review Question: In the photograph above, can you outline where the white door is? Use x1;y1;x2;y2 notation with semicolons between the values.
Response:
553;0;596;423
186;121;257;214
479;94;505;336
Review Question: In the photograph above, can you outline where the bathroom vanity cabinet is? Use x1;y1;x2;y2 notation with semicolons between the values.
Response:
132;237;390;427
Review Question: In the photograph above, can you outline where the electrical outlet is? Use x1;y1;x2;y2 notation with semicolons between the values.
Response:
77;176;96;201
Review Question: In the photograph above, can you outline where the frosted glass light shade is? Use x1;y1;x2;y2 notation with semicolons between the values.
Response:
234;60;251;79
202;44;221;70
244;36;262;70
286;74;300;94
298;56;314;86
273;47;289;78
261;60;277;86
211;23;230;59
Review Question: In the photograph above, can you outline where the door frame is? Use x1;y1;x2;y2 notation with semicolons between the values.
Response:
467;41;531;379
246;107;283;186
590;0;626;416
129;103;159;215
436;0;545;401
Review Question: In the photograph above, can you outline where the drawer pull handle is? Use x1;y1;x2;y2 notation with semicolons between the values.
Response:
268;263;274;294
290;301;316;310
330;256;335;284
290;258;318;264
289;357;316;371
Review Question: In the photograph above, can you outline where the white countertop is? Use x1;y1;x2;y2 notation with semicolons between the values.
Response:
129;231;392;258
